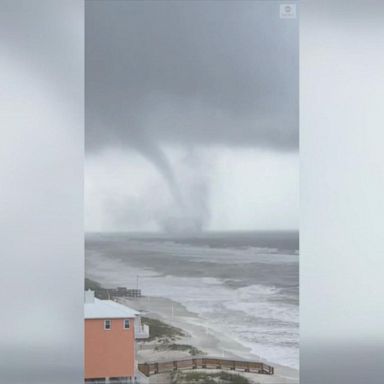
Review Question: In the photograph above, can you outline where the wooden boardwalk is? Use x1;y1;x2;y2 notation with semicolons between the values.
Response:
138;357;274;377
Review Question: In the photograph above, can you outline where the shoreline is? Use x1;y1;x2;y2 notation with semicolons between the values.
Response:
120;296;299;384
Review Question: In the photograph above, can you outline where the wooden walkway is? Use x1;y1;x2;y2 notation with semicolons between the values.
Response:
138;357;274;377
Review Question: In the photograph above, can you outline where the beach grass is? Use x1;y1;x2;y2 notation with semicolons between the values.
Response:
142;316;185;341
171;370;252;384
154;343;204;356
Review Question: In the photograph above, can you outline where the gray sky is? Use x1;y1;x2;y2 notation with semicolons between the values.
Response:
85;0;299;232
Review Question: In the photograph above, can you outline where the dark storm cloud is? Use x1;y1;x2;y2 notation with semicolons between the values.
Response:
85;0;298;153
85;0;298;232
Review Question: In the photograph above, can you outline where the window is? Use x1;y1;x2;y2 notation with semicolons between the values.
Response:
104;319;111;330
110;377;131;383
123;319;130;329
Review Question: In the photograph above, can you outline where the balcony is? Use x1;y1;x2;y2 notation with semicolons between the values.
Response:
134;317;149;339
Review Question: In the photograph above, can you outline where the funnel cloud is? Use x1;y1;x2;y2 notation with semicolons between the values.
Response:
85;1;299;232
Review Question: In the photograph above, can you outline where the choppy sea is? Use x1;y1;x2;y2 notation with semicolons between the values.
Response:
86;231;299;369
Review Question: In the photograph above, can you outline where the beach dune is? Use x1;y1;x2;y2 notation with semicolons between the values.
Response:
119;296;299;384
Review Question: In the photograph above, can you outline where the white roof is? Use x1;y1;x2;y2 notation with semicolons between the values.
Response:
85;298;139;319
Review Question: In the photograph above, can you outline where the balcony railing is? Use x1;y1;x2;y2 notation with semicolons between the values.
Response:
135;323;149;339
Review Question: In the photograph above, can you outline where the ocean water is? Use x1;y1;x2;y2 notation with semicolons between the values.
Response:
86;231;299;369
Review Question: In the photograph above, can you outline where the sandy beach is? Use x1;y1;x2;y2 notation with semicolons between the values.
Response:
86;231;299;383
119;296;299;384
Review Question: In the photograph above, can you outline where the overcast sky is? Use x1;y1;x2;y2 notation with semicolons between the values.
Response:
85;0;299;233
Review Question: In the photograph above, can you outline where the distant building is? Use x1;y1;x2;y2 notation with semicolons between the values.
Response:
84;290;144;383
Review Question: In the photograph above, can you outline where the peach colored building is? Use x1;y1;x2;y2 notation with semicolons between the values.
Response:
84;290;139;383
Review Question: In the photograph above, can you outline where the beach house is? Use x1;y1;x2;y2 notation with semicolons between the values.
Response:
84;290;141;383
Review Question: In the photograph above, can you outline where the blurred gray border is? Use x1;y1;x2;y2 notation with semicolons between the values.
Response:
1;1;383;383
0;1;84;383
301;1;384;383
